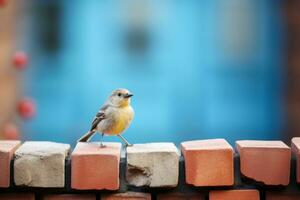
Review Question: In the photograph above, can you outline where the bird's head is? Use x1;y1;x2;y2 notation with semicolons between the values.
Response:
108;88;133;107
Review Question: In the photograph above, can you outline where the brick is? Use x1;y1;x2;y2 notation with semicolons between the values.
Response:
181;139;234;186
236;140;291;185
126;143;179;187
291;137;300;183
266;192;300;200
0;193;35;200
0;140;21;187
43;194;95;200
157;192;204;200
71;142;121;190
209;189;260;200
102;192;151;200
14;141;70;187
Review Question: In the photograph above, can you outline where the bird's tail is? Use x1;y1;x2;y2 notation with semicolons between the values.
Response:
77;131;96;142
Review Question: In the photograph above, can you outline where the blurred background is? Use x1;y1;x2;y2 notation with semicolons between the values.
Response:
0;0;299;146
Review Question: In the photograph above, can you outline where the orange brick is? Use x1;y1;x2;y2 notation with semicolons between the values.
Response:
0;140;21;187
0;193;35;200
291;137;300;183
209;189;260;200
43;194;95;200
266;192;300;200
102;192;151;200
181;139;234;186
157;192;204;200
236;140;291;186
71;142;121;190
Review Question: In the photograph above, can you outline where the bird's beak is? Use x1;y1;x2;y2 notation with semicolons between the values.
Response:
125;93;133;98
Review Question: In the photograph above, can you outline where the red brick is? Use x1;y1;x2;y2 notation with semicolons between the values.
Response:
291;137;300;183
71;142;121;190
236;140;291;186
181;139;234;186
0;193;35;200
266;192;300;200
209;189;260;200
102;192;151;200
157;192;204;200
0;140;21;187
43;194;95;200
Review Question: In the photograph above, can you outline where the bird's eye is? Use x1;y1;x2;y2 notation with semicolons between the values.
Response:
118;93;121;97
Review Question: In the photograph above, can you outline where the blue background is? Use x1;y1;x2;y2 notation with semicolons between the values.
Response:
19;0;285;146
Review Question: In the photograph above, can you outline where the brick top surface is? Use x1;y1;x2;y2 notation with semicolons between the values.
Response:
43;194;96;200
0;193;35;200
14;141;70;157
72;142;122;155
0;140;21;153
292;137;300;152
236;140;290;149
210;189;260;199
181;139;233;150
127;143;179;154
102;192;151;199
157;192;204;200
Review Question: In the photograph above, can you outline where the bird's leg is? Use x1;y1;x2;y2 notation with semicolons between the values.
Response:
99;133;106;148
118;135;133;147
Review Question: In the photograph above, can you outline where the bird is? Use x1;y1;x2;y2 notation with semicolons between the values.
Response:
77;88;134;147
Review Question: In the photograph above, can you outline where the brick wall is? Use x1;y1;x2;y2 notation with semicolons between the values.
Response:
1;138;300;200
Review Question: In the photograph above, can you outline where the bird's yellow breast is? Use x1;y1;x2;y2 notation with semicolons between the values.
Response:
105;106;134;135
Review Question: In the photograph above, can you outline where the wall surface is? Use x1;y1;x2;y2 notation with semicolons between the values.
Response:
1;138;300;200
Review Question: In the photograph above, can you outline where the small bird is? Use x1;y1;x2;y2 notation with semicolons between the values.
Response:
77;88;134;147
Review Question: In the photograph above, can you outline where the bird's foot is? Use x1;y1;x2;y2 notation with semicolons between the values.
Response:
125;143;133;147
99;143;106;148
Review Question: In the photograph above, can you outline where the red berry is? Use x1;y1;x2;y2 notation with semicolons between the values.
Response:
18;98;36;119
0;0;7;7
3;123;20;140
13;51;28;70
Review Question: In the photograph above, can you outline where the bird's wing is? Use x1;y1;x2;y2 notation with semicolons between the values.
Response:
90;104;109;131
